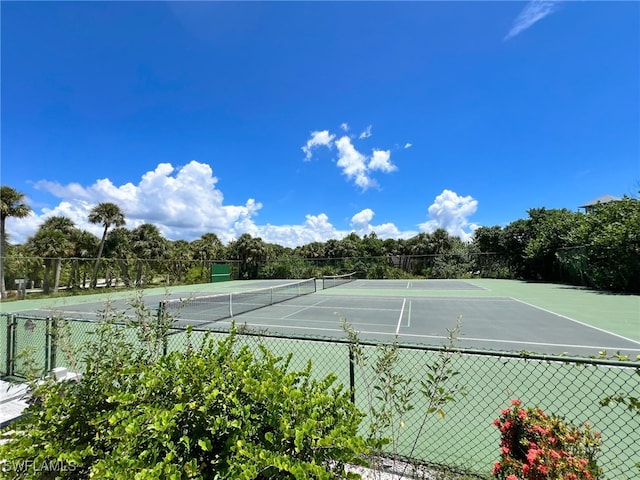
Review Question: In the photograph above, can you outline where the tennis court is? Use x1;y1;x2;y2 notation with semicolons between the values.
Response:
7;278;640;358
160;278;638;358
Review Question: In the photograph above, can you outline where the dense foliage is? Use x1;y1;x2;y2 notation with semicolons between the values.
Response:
2;183;639;293
493;400;602;480
0;324;370;479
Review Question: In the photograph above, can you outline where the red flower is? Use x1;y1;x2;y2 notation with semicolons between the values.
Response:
493;402;601;480
526;447;539;464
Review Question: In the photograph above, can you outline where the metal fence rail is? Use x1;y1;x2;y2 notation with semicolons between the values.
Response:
2;313;639;479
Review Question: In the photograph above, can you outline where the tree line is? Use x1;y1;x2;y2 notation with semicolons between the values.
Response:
2;185;639;297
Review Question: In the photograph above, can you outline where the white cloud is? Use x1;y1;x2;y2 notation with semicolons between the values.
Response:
359;125;372;139
254;210;407;247
301;130;336;160
404;143;412;149
350;208;375;227
301;125;399;190
19;161;262;244
368;150;396;173
350;208;402;238
334;137;398;191
504;0;559;41
340;122;349;131
418;189;478;241
249;214;342;247
5;167;475;249
335;136;375;190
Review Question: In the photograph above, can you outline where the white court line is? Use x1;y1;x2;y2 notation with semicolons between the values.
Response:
397;331;640;352
30;309;106;318
282;298;332;320
396;298;406;335
276;303;401;313
406;280;411;289
509;297;640;346
211;321;638;352
222;316;398;329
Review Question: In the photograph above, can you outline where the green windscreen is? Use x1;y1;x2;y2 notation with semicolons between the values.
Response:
211;263;231;283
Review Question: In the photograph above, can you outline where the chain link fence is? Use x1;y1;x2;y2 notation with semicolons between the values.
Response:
2;313;639;479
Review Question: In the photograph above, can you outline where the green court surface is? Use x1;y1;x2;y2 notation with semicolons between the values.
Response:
317;279;640;344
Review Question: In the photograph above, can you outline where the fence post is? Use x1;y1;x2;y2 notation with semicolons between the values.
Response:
158;304;168;357
6;314;15;377
49;317;57;371
348;344;356;404
45;317;51;373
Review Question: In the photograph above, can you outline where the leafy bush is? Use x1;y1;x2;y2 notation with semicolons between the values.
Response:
0;323;371;479
492;399;602;480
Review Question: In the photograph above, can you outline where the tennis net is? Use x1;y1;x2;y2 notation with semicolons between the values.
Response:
322;272;356;289
160;278;317;325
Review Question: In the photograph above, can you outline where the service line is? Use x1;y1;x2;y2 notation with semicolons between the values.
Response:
396;298;407;335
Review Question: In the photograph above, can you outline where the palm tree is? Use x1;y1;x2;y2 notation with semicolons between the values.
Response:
27;229;71;294
88;202;125;289
104;227;133;287
68;229;99;289
1;186;32;298
168;240;192;284
190;233;224;281
233;233;267;279
40;216;76;292
130;223;168;286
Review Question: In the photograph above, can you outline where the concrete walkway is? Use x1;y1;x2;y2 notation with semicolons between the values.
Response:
0;380;29;429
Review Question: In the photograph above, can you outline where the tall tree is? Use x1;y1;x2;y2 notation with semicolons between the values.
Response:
167;240;192;284
88;202;125;289
130;223;168;286
68;229;99;288
232;233;267;279
104;227;133;287
1;186;32;298
40;216;76;292
27;229;71;294
524;208;580;281
190;233;225;281
361;232;384;257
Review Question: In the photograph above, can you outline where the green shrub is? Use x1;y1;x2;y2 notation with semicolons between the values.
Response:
0;325;370;479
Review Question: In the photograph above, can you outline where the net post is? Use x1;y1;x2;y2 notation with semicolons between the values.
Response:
229;292;233;317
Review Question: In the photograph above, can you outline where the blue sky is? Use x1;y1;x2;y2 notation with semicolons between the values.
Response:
2;1;638;247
